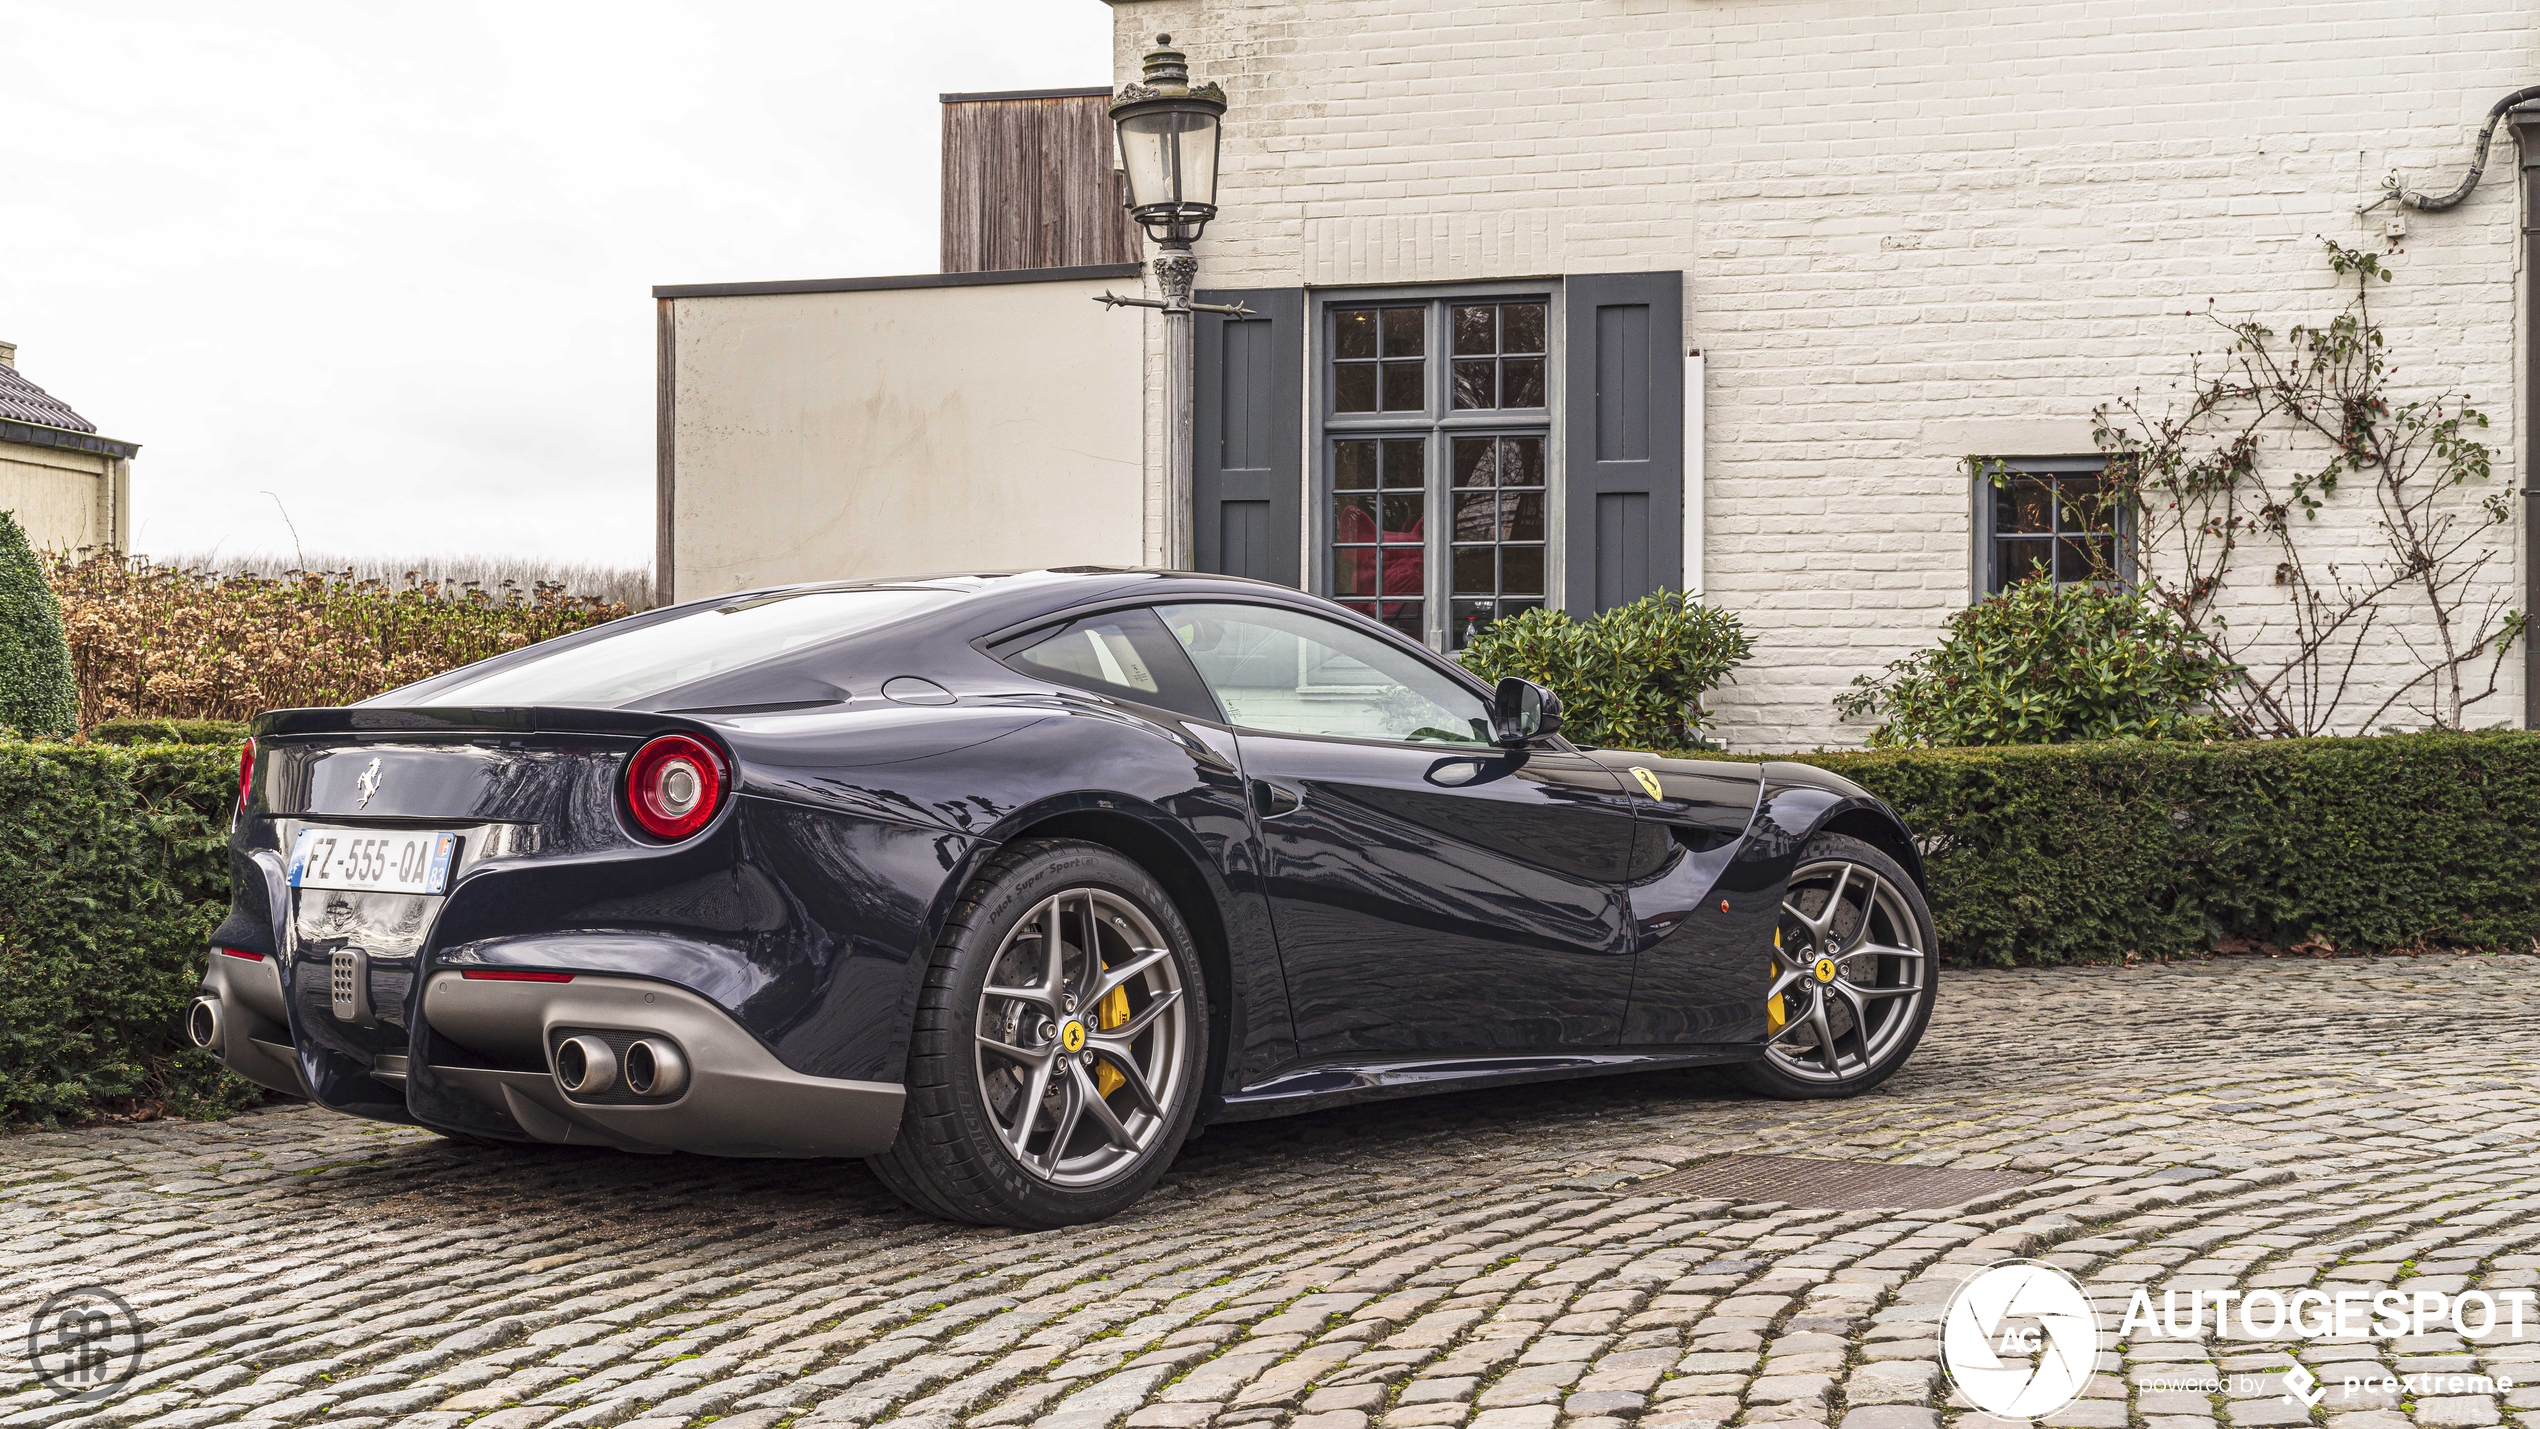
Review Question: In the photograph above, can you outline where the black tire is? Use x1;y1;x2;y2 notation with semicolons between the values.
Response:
868;839;1208;1228
1731;833;1938;1100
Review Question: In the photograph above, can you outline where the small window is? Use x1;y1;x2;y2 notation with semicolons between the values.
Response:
1980;458;2123;595
1158;602;1493;746
997;608;1222;722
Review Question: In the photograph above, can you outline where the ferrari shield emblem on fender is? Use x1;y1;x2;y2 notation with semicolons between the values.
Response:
1628;766;1664;801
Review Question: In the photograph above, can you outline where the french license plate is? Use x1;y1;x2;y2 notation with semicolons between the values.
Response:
288;828;457;895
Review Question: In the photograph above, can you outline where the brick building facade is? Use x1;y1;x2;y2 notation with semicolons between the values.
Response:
1103;0;2539;748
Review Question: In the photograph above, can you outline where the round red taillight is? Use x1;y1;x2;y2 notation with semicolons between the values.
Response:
236;738;257;818
624;734;725;841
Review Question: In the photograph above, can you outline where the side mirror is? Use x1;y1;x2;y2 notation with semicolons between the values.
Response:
1490;676;1563;747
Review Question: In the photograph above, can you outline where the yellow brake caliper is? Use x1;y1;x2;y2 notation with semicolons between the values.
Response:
1767;926;1788;1033
1094;973;1130;1097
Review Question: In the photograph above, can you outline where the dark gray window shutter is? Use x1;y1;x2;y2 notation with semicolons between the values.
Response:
1562;272;1683;614
1194;288;1304;587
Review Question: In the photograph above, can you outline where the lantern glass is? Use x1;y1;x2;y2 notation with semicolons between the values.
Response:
1116;104;1221;219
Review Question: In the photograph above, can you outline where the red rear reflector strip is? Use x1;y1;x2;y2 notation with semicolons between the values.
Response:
459;970;574;982
215;947;266;961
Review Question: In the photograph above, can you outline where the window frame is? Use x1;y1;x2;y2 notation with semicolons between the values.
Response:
1971;455;2134;602
1308;282;1566;652
1154;597;1504;751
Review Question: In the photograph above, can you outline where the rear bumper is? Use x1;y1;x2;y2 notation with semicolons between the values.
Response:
195;952;314;1098
421;972;905;1157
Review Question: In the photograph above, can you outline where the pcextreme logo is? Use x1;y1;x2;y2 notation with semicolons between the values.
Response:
1939;1261;2100;1418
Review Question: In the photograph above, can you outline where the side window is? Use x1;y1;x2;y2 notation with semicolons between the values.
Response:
1157;602;1493;746
998;609;1223;722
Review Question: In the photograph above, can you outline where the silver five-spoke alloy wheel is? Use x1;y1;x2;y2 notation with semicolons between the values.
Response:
973;888;1189;1187
1765;855;1930;1083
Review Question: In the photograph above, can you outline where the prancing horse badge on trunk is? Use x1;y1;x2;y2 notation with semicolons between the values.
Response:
355;757;383;810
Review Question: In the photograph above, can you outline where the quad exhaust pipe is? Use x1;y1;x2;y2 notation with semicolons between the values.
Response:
186;996;222;1052
624;1038;688;1098
555;1035;617;1094
555;1034;689;1099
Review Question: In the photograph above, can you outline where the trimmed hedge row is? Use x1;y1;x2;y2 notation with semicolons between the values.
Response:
0;741;252;1126
1777;731;2540;966
5;731;2534;1123
87;718;252;747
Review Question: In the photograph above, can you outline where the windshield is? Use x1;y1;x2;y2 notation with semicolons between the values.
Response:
404;587;955;706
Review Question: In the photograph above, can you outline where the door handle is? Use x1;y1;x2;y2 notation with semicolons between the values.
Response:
1250;779;1304;820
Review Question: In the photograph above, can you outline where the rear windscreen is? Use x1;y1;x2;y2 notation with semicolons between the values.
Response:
400;588;956;707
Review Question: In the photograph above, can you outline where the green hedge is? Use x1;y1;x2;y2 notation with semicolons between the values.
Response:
6;731;2534;1123
0;740;258;1126
87;718;254;747
1778;731;2540;966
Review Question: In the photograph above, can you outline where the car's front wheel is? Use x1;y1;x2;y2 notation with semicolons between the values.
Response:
1732;833;1937;1099
869;839;1206;1227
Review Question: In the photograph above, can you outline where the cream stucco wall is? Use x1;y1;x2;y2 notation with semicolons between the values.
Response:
666;275;1145;602
0;441;128;555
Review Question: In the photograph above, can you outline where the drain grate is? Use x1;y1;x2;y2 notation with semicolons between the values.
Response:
1623;1153;2040;1210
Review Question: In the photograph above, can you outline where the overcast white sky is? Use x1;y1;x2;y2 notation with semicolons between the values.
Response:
2;1;1115;569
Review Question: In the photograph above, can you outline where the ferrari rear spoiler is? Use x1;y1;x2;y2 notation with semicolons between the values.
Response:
251;706;678;739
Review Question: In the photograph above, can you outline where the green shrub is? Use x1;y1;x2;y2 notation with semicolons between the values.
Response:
0;740;259;1126
1782;731;2540;964
0;512;78;740
86;718;254;747
1460;590;1755;750
1834;578;2235;746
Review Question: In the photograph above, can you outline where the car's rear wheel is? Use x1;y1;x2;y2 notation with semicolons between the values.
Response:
1731;833;1936;1099
869;839;1205;1227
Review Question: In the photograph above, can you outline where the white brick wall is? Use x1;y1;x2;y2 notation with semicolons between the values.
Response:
1111;0;2535;748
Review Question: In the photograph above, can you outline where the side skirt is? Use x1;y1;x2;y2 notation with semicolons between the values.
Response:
1209;1045;1756;1124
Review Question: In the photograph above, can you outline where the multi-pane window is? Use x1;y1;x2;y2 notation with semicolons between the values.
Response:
1323;293;1554;651
1332;438;1428;641
1983;459;2122;594
1449;436;1546;647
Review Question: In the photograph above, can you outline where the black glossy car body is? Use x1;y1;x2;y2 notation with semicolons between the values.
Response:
197;570;1926;1161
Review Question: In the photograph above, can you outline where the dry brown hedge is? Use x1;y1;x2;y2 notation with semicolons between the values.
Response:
48;552;631;726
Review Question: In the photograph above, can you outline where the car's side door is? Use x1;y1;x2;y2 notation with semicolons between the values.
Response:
1156;601;1643;1063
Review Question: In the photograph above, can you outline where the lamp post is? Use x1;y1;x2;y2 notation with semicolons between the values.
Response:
1099;34;1249;571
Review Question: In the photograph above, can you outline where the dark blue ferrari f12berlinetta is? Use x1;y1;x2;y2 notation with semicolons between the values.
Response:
192;570;1935;1227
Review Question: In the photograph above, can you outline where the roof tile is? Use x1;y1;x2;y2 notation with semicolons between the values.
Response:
0;363;98;434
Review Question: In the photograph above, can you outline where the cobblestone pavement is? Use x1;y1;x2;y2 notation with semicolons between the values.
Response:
4;957;2536;1429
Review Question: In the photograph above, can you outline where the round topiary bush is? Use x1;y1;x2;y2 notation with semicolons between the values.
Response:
0;511;77;740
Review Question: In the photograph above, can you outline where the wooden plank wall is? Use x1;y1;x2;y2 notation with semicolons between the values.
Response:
942;91;1144;273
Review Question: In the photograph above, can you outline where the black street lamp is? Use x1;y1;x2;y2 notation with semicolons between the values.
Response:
1111;35;1224;250
1099;35;1249;571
